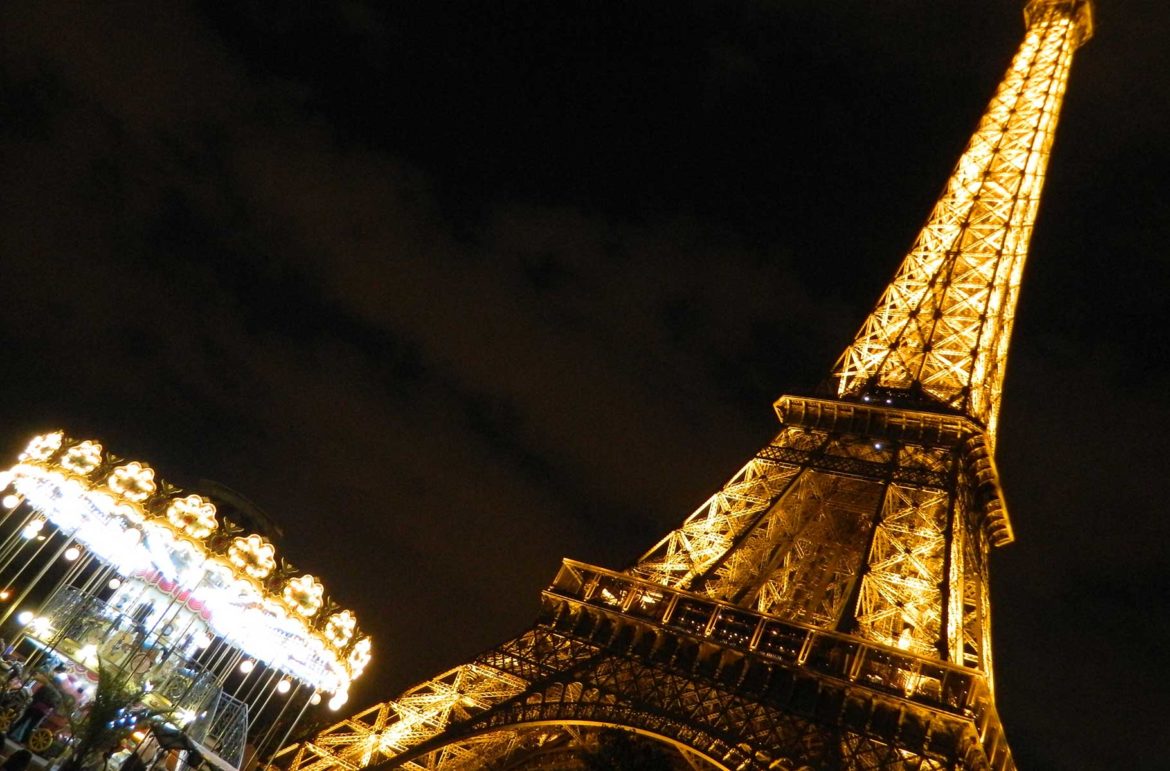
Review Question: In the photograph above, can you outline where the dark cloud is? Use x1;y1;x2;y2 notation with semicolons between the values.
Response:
1;0;1167;767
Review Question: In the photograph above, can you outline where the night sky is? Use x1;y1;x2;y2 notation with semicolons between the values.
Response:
1;1;1168;768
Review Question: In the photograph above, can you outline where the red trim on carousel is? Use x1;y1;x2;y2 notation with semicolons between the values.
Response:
131;570;213;621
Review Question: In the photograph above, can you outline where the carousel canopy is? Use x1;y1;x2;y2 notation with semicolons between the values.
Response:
0;431;371;696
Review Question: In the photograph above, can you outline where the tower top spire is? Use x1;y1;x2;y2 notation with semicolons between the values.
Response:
1026;0;1094;46
830;0;1091;443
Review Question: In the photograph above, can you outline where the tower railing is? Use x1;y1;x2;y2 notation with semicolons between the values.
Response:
546;558;1014;770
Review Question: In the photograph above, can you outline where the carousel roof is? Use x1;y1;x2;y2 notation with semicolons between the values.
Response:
0;431;370;697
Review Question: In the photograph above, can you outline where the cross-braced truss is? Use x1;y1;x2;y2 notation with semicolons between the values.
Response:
278;570;1015;770
833;0;1091;443
632;398;1001;670
276;3;1092;770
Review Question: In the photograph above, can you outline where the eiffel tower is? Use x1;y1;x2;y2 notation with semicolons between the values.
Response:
278;2;1092;769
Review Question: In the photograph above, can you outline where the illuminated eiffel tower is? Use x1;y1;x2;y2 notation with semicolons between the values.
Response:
279;2;1092;769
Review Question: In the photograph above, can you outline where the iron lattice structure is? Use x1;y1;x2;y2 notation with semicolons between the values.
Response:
276;2;1092;769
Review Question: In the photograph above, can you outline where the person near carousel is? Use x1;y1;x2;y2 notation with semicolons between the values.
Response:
10;665;65;744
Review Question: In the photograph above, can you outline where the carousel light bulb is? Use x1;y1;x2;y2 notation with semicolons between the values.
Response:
310;693;322;706
239;660;255;674
2;494;19;509
277;679;291;694
328;693;348;711
64;546;81;561
0;590;9;601
108;578;122;590
16;611;33;625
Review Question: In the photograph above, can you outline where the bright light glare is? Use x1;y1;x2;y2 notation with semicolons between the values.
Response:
310;693;322;706
64;546;81;561
108;578;122;590
328;693;348;711
16;611;33;625
239;660;255;674
1;494;19;509
276;679;291;694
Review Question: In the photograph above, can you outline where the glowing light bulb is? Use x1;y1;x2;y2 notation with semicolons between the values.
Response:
277;679;291;694
16;611;33;625
239;660;255;674
108;578;122;590
328;692;348;711
2;495;20;509
64;546;81;561
309;693;322;706
0;590;10;601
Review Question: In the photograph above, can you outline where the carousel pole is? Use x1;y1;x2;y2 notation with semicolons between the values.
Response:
215;649;245;687
3;528;65;592
0;506;48;574
255;683;309;761
264;690;318;766
240;666;279;708
228;655;258;701
0;532;77;630
20;552;99;671
203;638;239;677
246;673;286;745
164;612;216;718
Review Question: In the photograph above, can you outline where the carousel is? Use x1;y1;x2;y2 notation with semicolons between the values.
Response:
0;432;371;770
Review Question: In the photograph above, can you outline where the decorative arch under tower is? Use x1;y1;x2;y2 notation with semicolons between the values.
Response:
277;2;1093;769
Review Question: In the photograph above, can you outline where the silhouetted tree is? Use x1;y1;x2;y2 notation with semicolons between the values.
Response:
62;661;157;771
